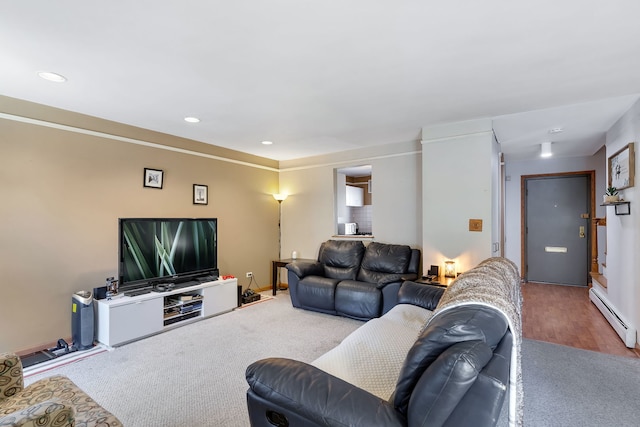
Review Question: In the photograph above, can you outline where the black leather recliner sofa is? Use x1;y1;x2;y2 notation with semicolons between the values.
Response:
246;280;514;427
286;240;420;320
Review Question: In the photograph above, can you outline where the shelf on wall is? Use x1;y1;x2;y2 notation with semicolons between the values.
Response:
600;201;631;215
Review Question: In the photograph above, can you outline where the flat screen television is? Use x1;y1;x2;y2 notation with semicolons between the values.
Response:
118;218;218;292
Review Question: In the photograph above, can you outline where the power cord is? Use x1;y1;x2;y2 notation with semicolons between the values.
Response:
247;274;260;291
242;275;260;298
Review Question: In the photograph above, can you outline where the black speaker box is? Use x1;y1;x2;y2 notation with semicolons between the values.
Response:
93;286;107;300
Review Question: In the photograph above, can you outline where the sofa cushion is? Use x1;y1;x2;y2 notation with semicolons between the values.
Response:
392;305;508;415
335;280;382;319
357;242;412;284
318;240;365;280
312;303;433;400
298;276;340;311
0;374;122;426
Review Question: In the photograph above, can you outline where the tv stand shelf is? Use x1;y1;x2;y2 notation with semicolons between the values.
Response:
95;278;237;347
163;294;204;326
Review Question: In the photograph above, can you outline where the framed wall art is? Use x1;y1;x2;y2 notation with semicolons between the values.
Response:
608;143;635;190
193;184;208;205
143;168;164;189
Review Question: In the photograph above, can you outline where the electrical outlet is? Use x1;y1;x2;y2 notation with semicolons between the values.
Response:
246;272;253;278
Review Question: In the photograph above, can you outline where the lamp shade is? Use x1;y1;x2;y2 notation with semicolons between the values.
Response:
444;260;456;278
273;193;288;202
540;142;552;158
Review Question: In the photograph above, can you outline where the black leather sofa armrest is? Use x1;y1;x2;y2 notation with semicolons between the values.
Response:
444;331;512;427
246;358;405;427
397;281;445;311
401;272;418;281
286;261;324;278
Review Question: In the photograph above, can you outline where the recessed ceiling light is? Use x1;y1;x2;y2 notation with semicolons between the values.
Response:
548;128;564;134
184;117;200;123
37;71;67;83
261;140;273;145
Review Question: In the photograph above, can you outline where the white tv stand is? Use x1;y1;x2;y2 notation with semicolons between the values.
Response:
95;278;237;347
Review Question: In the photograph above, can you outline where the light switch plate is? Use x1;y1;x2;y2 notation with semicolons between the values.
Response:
469;219;483;232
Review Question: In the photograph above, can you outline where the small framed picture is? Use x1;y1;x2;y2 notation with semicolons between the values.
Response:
608;142;635;190
143;168;164;189
193;184;208;205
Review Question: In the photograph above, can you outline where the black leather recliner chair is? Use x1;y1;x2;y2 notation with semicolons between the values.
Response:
246;282;512;427
286;240;420;320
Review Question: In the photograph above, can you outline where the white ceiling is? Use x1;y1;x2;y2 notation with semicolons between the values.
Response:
1;1;639;162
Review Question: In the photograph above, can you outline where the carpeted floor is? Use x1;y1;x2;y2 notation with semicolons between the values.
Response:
25;292;640;426
514;339;640;427
25;292;362;426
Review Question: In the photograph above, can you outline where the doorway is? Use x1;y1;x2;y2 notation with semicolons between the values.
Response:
335;165;372;235
522;171;595;286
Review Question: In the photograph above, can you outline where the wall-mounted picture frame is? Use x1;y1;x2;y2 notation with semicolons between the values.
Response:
608;142;635;190
143;168;164;189
193;184;208;205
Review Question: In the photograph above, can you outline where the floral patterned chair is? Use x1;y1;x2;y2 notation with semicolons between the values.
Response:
0;352;122;427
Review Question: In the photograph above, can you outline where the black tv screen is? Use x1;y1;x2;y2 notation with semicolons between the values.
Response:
118;218;218;290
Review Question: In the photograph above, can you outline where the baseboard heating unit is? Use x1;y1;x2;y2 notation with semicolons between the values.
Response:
589;287;636;348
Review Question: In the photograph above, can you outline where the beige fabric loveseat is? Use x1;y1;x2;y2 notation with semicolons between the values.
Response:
0;352;122;427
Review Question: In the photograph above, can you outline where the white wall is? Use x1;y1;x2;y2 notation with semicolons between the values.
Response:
422;119;495;275
278;141;422;268
491;132;502;256
604;98;640;344
504;150;607;274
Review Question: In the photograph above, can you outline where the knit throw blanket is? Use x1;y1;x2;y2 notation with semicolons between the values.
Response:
431;257;523;427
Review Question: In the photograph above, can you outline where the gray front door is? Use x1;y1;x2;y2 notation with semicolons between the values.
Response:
525;175;590;286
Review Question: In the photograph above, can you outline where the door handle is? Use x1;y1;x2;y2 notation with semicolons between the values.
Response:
579;226;585;238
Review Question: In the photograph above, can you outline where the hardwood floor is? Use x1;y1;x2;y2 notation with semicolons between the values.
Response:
522;282;639;358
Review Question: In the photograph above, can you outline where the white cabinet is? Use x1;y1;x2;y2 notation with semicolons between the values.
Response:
98;298;163;346
346;185;364;207
95;278;237;347
202;281;237;317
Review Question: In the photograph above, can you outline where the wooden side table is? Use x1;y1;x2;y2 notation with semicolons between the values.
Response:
413;276;456;288
271;258;315;295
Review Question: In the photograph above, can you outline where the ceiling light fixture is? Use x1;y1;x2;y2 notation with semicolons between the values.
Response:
37;71;67;83
540;142;553;158
184;117;200;123
548;127;564;134
261;140;273;145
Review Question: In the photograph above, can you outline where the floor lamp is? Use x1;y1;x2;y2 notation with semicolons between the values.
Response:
273;193;288;288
